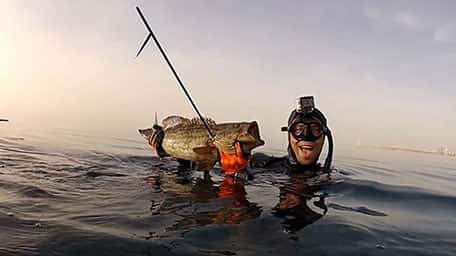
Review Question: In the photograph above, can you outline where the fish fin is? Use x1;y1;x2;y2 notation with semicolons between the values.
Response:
189;117;216;126
162;116;191;129
214;141;236;154
194;158;217;171
193;146;214;155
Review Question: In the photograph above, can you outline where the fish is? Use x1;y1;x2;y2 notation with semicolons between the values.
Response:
138;115;265;172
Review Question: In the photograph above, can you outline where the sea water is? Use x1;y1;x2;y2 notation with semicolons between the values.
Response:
1;120;455;256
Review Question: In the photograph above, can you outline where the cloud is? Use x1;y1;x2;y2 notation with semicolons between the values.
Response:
392;12;422;30
433;23;456;42
363;7;424;31
363;6;383;22
363;5;456;44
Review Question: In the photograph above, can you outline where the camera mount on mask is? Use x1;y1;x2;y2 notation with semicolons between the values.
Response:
281;96;334;173
296;96;315;114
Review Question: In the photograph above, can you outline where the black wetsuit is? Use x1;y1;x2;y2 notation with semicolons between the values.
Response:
250;152;325;175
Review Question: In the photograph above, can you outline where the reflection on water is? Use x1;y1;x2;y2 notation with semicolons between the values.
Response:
1;123;456;256
273;173;328;233
161;175;261;232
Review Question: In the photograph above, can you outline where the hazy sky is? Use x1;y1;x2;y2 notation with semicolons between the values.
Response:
1;0;455;151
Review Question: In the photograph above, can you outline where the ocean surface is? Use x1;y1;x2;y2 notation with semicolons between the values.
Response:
1;121;455;256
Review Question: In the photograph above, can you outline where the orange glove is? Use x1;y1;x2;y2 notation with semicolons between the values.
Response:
218;142;251;176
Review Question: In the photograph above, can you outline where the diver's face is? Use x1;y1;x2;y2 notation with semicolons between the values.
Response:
289;132;324;166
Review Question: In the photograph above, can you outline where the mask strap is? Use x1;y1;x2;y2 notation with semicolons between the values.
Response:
323;128;333;173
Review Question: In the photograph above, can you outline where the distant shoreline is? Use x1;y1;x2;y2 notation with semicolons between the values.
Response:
357;144;456;157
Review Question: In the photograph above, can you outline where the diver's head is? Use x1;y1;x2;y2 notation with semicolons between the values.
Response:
288;121;325;166
282;96;332;169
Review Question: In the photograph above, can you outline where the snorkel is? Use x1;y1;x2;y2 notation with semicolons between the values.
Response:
281;96;334;173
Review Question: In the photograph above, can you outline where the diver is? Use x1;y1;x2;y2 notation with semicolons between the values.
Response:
250;96;333;232
250;96;334;175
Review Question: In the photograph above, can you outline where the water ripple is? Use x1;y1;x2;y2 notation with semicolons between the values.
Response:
1;133;455;256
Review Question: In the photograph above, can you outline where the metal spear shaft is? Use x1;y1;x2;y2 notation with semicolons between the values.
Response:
135;6;214;138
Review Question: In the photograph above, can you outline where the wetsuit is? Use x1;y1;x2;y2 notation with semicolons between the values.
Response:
250;152;326;175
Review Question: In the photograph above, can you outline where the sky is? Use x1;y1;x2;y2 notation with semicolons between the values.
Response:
1;0;456;151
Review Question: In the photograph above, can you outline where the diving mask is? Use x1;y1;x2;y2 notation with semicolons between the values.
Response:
289;119;324;142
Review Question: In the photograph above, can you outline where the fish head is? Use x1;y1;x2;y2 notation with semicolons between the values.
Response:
138;124;162;139
138;125;169;158
214;121;264;154
213;121;265;175
138;128;155;139
235;121;265;153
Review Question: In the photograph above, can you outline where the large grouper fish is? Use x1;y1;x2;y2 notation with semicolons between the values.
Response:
139;115;265;174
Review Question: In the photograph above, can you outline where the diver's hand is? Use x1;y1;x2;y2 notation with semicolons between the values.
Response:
218;142;250;176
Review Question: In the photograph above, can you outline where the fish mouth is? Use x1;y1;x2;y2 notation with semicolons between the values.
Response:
247;121;264;145
237;121;265;151
138;128;154;139
214;121;264;155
